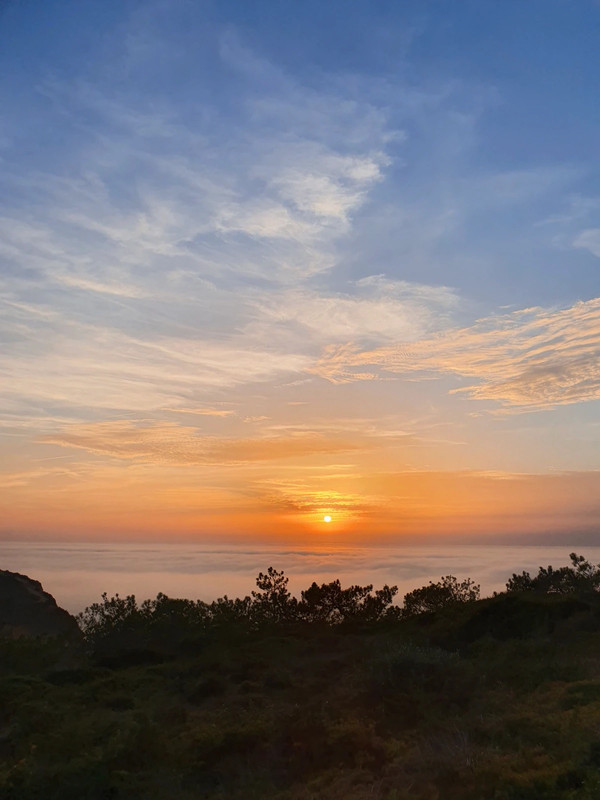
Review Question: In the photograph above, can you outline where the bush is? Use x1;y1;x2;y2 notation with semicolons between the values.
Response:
250;567;296;623
298;580;398;624
77;569;401;656
506;553;600;595
402;575;480;617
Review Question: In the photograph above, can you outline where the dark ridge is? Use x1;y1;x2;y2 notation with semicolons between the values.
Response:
0;569;81;639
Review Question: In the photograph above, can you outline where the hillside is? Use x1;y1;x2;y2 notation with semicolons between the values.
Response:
3;557;600;799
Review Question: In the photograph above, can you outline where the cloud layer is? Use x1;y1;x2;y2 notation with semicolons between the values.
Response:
314;297;600;410
40;420;365;465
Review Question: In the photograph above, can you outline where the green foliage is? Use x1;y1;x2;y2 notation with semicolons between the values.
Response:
8;554;600;798
76;569;400;662
370;641;462;697
402;574;480;617
299;579;398;624
251;567;296;622
77;591;140;638
76;591;212;664
506;552;600;595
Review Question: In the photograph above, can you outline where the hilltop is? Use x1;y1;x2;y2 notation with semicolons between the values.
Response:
2;555;600;799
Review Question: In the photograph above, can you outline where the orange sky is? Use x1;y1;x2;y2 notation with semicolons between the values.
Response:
2;3;600;546
3;444;600;542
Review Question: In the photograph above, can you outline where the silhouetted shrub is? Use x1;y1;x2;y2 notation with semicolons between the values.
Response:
77;592;212;664
250;567;297;623
77;569;401;662
506;552;600;595
298;579;398;624
402;575;480;617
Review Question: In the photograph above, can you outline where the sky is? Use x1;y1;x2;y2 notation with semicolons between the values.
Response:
1;0;600;545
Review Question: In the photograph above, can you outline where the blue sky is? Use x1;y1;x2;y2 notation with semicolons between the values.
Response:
5;0;599;305
1;0;600;542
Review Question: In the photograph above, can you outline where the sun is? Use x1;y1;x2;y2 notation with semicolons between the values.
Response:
323;515;332;523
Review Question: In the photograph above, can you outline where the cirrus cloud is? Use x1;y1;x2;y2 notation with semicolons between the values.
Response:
39;420;366;465
313;297;600;410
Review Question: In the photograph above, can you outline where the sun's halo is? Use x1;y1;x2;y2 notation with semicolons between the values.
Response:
323;515;332;523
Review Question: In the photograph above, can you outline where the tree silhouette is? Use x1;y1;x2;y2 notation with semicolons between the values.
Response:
251;567;296;622
299;579;398;623
402;575;480;617
506;552;600;595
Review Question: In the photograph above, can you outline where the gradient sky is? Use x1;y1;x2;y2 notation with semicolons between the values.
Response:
2;0;600;543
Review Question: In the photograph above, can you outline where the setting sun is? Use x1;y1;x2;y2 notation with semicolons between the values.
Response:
323;515;332;523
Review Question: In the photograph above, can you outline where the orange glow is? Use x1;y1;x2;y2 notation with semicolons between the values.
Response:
2;455;600;544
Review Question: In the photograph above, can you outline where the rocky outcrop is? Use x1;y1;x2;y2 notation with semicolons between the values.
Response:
0;570;81;638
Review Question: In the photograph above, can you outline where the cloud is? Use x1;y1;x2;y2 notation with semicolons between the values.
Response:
0;320;311;416
573;228;600;258
164;407;235;417
39;420;365;465
263;417;419;441
0;33;417;431
258;484;373;518
0;35;398;304
1;264;462;427
249;277;459;347
56;273;148;298
266;149;387;225
0;465;84;489
247;471;376;519
313;297;600;410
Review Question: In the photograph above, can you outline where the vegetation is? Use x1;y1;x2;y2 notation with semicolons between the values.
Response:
506;552;600;595
402;575;480;617
3;553;600;798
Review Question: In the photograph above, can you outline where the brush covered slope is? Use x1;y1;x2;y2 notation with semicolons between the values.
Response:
2;556;600;799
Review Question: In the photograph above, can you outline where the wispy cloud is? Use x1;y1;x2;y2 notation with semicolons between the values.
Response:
39;420;365;465
0;270;460;426
0;465;85;489
573;228;600;258
0;310;311;418
164;407;235;417
248;277;459;347
0;33;419;432
254;480;374;518
314;297;600;410
0;36;398;306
